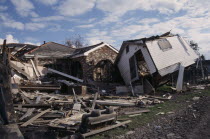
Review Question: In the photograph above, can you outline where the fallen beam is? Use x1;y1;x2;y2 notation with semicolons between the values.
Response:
19;86;60;90
90;100;136;107
48;68;83;83
21;108;51;127
82;120;131;137
146;95;171;101
124;109;150;115
91;92;99;110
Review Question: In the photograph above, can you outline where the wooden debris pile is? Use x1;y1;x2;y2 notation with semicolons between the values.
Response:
10;86;172;138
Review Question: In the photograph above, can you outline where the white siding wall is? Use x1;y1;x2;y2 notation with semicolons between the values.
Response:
117;45;156;85
146;36;198;76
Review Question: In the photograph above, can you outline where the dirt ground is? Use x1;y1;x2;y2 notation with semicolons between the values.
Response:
116;93;210;139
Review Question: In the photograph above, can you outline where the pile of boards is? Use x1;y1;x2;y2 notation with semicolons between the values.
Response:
11;86;172;138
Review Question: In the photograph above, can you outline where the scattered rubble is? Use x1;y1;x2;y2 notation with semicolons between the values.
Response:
0;32;209;138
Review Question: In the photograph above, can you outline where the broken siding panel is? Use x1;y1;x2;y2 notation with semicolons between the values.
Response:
140;46;156;74
11;61;35;78
117;45;138;85
146;36;198;76
117;44;155;85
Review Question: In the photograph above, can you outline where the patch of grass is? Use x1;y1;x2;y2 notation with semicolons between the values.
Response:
89;88;210;139
156;85;172;92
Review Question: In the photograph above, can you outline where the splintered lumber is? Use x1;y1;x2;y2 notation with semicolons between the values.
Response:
91;92;99;110
48;68;83;82
124;109;150;115
82;120;131;137
19;91;33;104
91;100;136;107
78;97;87;108
10;54;25;65
20;96;42;120
10;62;32;80
21;108;51;127
12;44;27;55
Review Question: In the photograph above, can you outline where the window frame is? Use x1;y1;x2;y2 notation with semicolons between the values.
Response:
158;39;172;51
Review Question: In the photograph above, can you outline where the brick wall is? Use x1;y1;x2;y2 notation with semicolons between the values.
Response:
73;45;118;81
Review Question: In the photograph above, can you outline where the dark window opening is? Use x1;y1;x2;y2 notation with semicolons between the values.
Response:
126;45;129;53
71;61;83;79
158;39;172;51
129;55;137;79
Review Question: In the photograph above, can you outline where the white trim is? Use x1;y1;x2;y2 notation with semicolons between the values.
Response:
72;43;118;58
48;68;83;82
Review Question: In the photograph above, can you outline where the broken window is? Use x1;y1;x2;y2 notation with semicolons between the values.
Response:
129;55;137;79
126;45;129;53
158;39;172;51
135;50;150;77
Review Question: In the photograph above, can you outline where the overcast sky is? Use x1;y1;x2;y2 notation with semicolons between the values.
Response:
0;0;210;59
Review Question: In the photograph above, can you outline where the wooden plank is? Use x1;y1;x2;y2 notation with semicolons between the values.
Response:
78;97;87;108
130;82;135;96
124;109;150;115
146;95;171;101
48;68;83;82
72;88;78;103
30;59;40;77
19;95;41;120
91;92;99;110
19;86;60;90
21;108;51;127
82;120;132;137
176;63;185;92
12;45;27;56
91;100;136;107
128;113;142;117
19;91;33;104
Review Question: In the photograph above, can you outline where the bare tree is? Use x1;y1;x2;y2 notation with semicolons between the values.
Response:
189;40;199;51
65;35;87;48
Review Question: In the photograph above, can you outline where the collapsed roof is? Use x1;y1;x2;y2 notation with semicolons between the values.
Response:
116;32;199;87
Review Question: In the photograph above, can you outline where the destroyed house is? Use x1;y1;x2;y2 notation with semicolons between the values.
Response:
19;41;119;83
115;32;199;94
69;42;119;82
22;42;75;75
0;43;38;59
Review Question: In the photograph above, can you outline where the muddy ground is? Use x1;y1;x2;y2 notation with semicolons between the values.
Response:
116;92;210;139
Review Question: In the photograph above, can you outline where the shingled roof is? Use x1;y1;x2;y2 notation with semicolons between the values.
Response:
71;42;118;58
27;42;76;58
